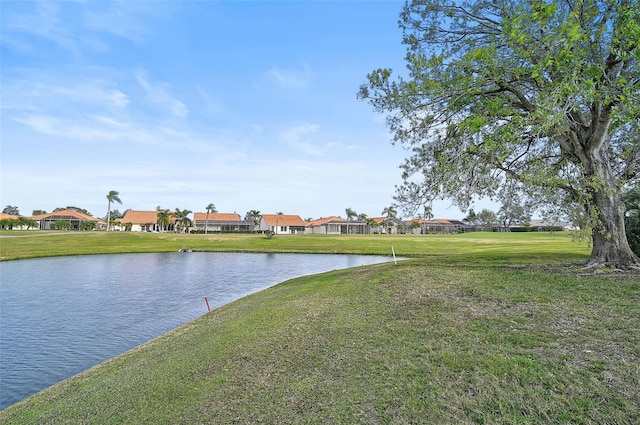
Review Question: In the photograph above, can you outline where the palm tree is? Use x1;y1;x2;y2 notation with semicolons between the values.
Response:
365;217;378;234
381;205;397;234
409;220;422;234
82;221;97;231
345;207;357;234
54;220;72;231
106;190;122;231
423;205;434;221
205;203;217;234
17;216;38;230
156;206;171;233
175;208;192;233
245;210;261;231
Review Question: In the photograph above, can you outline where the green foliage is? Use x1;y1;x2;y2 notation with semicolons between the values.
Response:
2;205;20;215
0;217;38;230
106;191;121;206
104;209;124;221
174;208;193;233
244;210;261;226
0;219;15;230
476;208;498;231
54;206;93;216
623;186;640;255
53;220;72;230
106;191;122;232
360;0;640;266
156;207;172;232
81;221;97;231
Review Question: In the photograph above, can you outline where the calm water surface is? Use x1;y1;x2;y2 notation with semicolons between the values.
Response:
0;252;391;409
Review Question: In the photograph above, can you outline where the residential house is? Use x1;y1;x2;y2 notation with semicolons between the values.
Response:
121;210;176;232
527;219;573;231
306;216;370;234
371;216;408;234
32;209;101;230
192;212;254;232
259;214;306;235
0;213;32;230
408;218;473;234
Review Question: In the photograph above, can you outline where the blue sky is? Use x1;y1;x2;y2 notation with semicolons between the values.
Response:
1;0;474;220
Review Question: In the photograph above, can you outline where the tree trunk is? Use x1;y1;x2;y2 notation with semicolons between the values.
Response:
585;149;640;269
589;192;639;268
107;201;111;232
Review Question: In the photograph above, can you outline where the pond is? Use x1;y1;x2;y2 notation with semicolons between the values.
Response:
0;252;392;409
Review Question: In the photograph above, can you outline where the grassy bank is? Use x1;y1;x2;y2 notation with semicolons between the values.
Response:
0;230;586;264
2;233;638;423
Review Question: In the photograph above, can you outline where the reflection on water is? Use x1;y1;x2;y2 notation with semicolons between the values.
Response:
0;252;390;409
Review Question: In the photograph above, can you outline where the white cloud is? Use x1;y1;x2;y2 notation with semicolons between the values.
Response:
0;76;130;113
281;123;322;156
1;0;162;57
278;123;353;157
11;114;137;143
267;64;310;89
196;87;225;116
5;0;78;54
135;71;189;118
82;2;150;44
109;90;130;108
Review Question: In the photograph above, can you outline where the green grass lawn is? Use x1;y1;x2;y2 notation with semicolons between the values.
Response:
1;232;638;423
0;230;586;264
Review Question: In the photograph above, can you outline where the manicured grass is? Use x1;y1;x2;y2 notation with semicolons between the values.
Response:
0;230;586;264
2;232;638;423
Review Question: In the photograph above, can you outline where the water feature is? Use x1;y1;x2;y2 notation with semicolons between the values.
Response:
0;252;391;409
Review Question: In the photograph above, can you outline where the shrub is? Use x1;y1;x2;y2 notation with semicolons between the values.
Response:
623;187;640;256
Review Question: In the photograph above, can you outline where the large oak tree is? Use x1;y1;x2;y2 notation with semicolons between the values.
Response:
359;0;639;268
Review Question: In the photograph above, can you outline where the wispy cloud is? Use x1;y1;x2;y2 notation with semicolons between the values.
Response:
3;0;80;55
0;76;129;113
280;123;323;156
11;114;144;145
1;0;158;56
82;1;152;44
196;87;225;116
280;123;349;157
267;64;311;89
135;71;189;118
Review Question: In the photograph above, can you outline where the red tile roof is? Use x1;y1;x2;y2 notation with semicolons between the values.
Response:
261;214;306;227
0;213;20;220
32;209;97;221
306;216;346;226
193;212;241;221
121;210;176;224
371;217;390;224
406;218;461;225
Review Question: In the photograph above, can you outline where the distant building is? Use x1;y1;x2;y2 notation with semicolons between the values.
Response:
306;216;369;234
259;214;306;235
32;209;101;230
0;213;31;230
370;217;408;234
527;219;574;231
192;212;254;232
121;210;176;232
405;218;473;234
